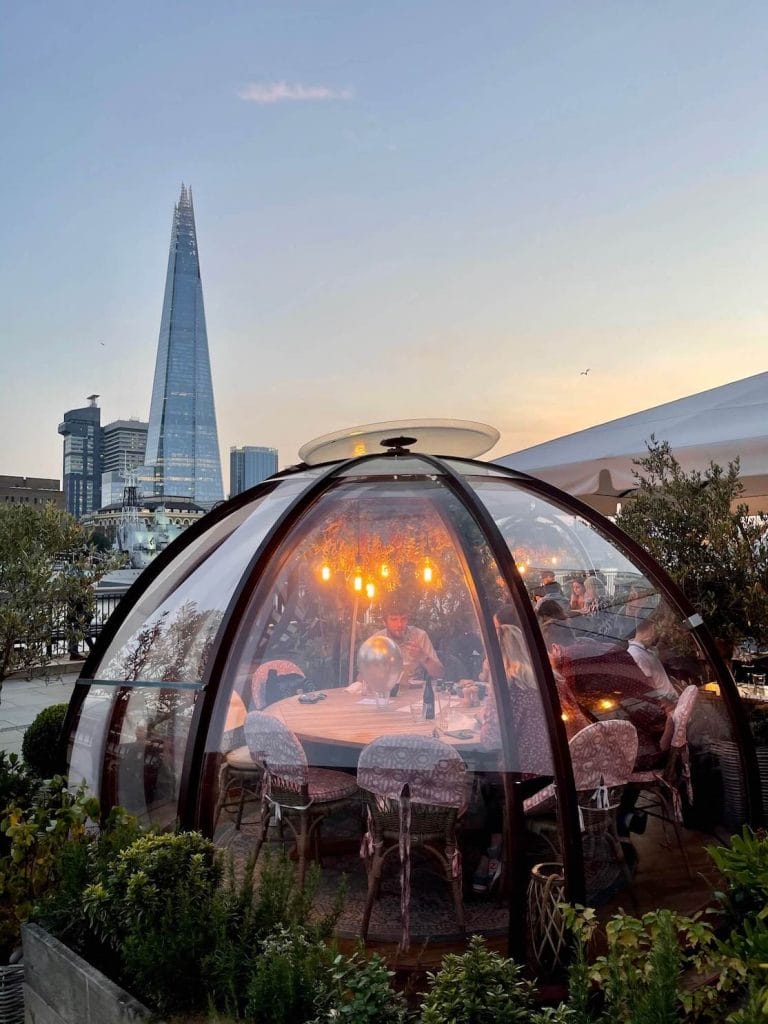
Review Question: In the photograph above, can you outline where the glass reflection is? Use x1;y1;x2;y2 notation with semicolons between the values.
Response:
467;474;745;914
204;478;562;951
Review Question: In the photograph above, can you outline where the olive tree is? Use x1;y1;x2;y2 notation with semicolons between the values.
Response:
615;438;768;646
0;503;121;688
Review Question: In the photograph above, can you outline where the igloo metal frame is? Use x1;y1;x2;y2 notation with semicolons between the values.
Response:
65;449;762;959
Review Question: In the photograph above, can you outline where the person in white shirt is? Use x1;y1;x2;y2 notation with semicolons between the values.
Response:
373;597;443;681
627;619;678;704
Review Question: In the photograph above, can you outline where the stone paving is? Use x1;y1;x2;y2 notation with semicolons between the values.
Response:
0;663;79;757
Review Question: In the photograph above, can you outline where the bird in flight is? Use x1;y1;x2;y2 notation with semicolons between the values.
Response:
99;341;106;347
580;368;590;375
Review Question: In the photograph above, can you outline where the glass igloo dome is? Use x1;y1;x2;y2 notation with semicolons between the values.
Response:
66;421;759;964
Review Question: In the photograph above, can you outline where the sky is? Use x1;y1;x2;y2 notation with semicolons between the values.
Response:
2;1;767;489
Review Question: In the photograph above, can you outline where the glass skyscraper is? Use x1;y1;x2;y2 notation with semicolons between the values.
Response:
229;445;279;496
58;395;102;518
144;185;224;507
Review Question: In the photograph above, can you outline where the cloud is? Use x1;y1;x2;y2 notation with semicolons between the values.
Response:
238;81;353;104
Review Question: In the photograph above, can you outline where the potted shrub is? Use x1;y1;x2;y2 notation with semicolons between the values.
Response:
21;704;68;779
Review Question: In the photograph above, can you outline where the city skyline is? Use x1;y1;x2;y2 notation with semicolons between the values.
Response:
2;2;768;482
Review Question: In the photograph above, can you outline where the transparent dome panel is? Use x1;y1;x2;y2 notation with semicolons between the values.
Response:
101;685;200;829
68;685;120;799
468;476;746;915
200;476;565;955
94;474;319;684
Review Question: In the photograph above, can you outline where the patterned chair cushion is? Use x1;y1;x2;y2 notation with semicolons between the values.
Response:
524;720;638;816
225;745;259;770
357;734;468;809
307;767;360;803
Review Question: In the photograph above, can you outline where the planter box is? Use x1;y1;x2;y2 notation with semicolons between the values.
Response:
21;924;161;1024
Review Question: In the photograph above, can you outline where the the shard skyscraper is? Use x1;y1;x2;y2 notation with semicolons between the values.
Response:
144;185;224;507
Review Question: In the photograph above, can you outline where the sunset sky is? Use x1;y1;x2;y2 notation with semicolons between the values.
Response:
2;1;767;485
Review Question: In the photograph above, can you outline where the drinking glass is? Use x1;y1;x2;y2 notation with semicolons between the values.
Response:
409;701;424;723
437;690;452;730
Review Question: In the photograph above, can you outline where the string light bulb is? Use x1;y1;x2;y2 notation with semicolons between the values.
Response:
353;569;363;592
365;581;376;600
321;565;331;582
422;559;433;584
380;563;389;578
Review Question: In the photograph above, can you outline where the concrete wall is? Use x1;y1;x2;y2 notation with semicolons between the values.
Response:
21;924;160;1024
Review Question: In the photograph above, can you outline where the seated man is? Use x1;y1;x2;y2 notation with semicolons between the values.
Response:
559;640;675;770
627;619;679;702
373;595;443;682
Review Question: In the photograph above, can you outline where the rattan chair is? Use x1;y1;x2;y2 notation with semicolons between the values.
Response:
629;684;699;878
524;720;639;900
245;710;360;887
357;733;468;952
214;692;263;832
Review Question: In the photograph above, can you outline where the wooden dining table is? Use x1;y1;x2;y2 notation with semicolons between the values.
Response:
263;685;487;768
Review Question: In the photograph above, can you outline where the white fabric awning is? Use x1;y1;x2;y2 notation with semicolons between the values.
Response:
495;371;768;512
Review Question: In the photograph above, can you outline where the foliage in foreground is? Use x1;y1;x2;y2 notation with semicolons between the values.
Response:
0;779;98;962
615;437;768;645
13;784;768;1024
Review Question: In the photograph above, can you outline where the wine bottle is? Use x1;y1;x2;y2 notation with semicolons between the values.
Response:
423;678;436;720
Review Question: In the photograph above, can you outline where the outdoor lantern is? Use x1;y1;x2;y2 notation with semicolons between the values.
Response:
65;419;759;966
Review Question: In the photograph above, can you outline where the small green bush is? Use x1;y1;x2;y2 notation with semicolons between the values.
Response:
34;804;142;963
708;827;768;926
83;831;221;1015
22;704;68;778
204;852;343;1021
310;950;407;1024
0;751;36;820
420;934;535;1024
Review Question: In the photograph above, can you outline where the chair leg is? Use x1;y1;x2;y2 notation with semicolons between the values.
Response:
361;846;384;941
251;800;271;865
446;846;465;933
297;812;309;890
212;763;230;831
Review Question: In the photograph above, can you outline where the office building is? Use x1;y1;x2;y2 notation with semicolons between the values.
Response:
0;476;64;510
229;446;278;496
58;395;102;518
101;418;148;474
144;185;224;507
100;418;148;507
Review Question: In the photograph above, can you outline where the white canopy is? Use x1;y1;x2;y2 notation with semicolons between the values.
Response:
495;371;768;513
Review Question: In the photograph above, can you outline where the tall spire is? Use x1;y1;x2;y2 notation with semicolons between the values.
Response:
144;185;224;507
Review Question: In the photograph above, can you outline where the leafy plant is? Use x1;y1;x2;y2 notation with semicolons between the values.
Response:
0;751;36;822
420;934;535;1024
242;924;334;1024
82;831;221;1015
707;827;768;925
22;703;69;778
310;950;408;1024
562;905;720;1024
0;778;98;962
616;438;768;645
204;852;343;1021
34;804;142;960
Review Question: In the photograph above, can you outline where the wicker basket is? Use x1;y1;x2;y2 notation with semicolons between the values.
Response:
527;862;567;971
0;964;24;1024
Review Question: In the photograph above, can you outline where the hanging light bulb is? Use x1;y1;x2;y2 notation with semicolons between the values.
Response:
422;558;433;584
517;563;527;575
380;563;389;578
321;564;331;582
365;581;376;600
353;569;363;592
